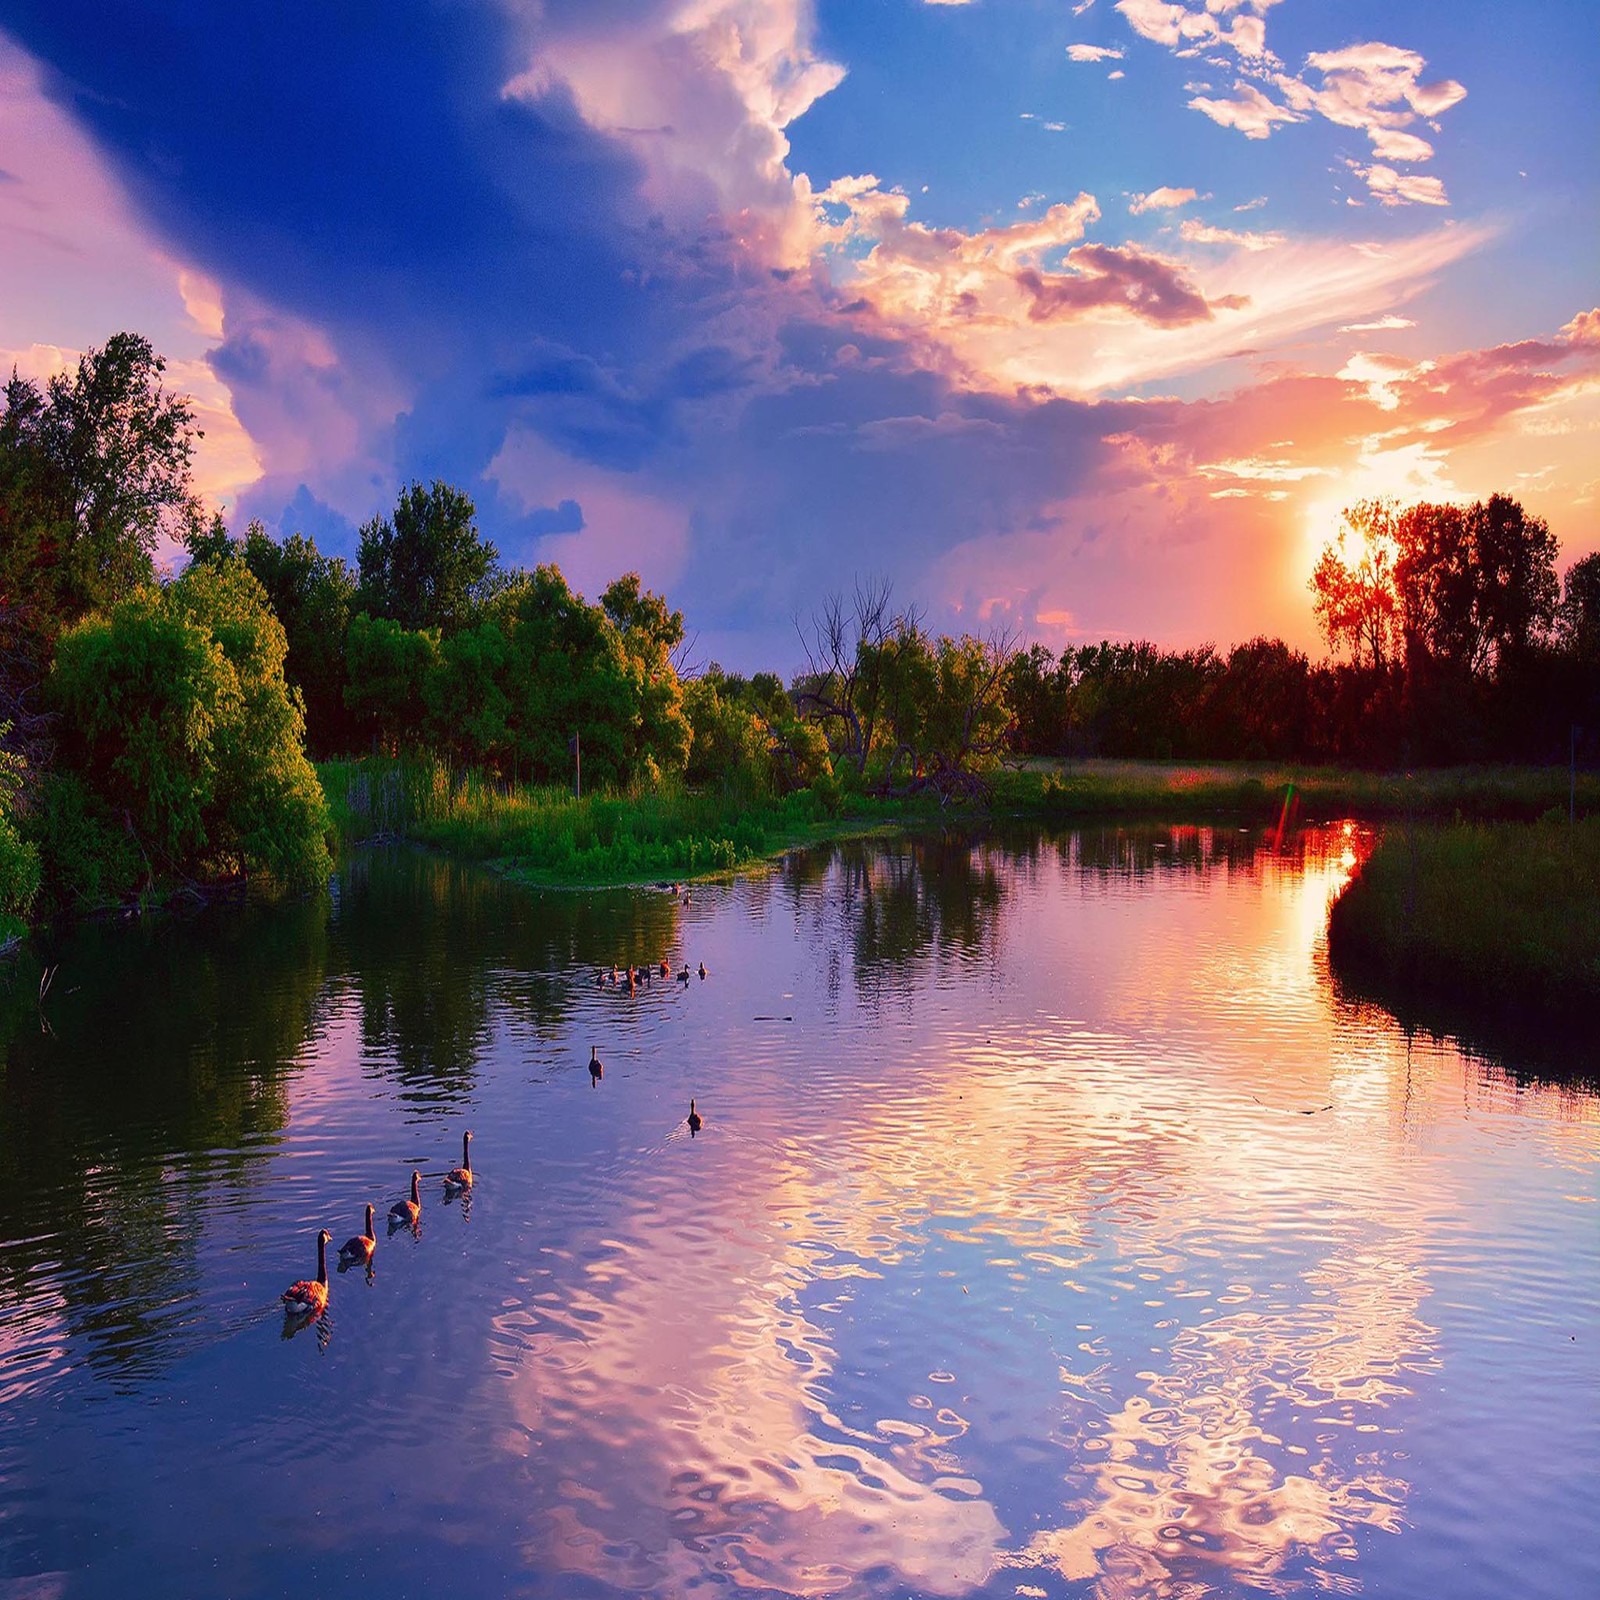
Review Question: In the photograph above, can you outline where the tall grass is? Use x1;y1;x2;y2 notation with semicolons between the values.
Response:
318;757;919;886
1328;817;1600;1010
995;759;1600;821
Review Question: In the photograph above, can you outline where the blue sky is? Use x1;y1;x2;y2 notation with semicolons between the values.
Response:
1;1;1595;666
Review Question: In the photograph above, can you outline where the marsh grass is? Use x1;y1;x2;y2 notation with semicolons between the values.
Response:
1328;817;1600;1010
996;759;1600;822
318;757;923;886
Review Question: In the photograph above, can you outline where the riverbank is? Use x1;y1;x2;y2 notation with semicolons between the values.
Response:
317;758;931;887
993;759;1599;822
318;755;1599;890
1327;817;1600;1015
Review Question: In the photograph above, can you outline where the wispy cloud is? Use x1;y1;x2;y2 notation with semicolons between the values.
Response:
1179;219;1284;251
1129;185;1198;214
1340;314;1415;333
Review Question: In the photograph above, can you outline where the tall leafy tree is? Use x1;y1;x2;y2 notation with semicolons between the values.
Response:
1394;495;1559;676
356;480;498;635
48;561;330;897
0;333;202;630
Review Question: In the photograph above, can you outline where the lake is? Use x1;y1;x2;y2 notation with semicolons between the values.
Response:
1;825;1595;1599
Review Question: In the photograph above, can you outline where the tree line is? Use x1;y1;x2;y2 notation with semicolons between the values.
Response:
2;331;1596;930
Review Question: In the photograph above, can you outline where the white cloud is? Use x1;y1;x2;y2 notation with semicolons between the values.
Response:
1339;314;1415;333
1188;82;1300;139
1130;185;1199;214
1179;219;1285;251
1067;44;1124;62
1275;42;1466;167
1352;162;1449;208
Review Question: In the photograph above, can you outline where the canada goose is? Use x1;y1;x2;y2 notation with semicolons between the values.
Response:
337;1205;376;1268
595;971;606;987
283;1230;332;1319
678;965;691;983
443;1132;474;1193
658;959;670;977
698;962;708;980
589;1046;603;1085
687;1099;703;1135
389;1170;422;1228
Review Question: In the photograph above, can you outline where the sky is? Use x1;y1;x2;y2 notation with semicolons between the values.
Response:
1;0;1596;669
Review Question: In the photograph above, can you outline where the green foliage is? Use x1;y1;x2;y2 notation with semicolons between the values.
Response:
0;333;202;631
0;725;40;924
27;771;143;916
344;612;441;752
319;755;922;887
47;560;331;898
357;480;498;634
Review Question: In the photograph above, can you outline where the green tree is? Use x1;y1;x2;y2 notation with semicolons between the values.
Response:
47;561;330;897
1394;495;1559;676
343;613;441;753
1558;552;1600;667
0;333;203;631
356;480;498;634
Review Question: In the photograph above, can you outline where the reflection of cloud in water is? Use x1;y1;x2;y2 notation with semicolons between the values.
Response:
1018;1247;1430;1596
492;1175;1006;1593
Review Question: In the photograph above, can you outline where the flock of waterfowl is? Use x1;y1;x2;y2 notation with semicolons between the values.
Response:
282;946;712;1327
280;1128;476;1322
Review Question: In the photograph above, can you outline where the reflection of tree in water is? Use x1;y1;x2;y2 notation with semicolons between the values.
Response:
0;896;331;1383
334;848;681;1094
1330;969;1600;1089
782;834;1011;1006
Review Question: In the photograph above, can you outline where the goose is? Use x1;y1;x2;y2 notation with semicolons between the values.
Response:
698;962;708;980
589;1046;603;1085
658;959;670;977
337;1205;376;1268
283;1230;332;1319
389;1170;422;1227
443;1132;474;1193
678;964;691;983
687;1098;703;1135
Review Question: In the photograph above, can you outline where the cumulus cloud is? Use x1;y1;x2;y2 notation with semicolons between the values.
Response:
1114;4;1464;206
1017;244;1245;326
1067;44;1124;63
1352;163;1450;208
1116;0;1277;62
1129;185;1199;214
1275;42;1465;167
1188;82;1301;138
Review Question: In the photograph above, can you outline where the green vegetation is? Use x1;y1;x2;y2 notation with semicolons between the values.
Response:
994;759;1600;822
319;756;923;887
1328;819;1600;1010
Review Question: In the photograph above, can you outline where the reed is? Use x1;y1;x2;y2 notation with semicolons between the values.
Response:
994;760;1600;822
317;757;921;886
1328;817;1600;1010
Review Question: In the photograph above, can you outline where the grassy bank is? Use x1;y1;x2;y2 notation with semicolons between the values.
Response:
994;759;1600;822
318;758;928;887
318;755;1600;888
1328;818;1600;1013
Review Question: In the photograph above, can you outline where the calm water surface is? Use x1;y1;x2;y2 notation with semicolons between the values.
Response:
0;825;1595;1599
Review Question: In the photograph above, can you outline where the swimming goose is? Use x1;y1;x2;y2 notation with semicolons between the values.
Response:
677;964;691;983
687;1098;703;1135
283;1230;332;1319
589;1046;603;1085
443;1132;474;1193
389;1170;422;1227
337;1205;376;1268
698;962;708;979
